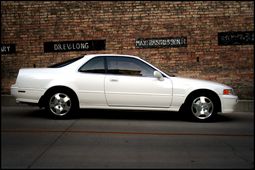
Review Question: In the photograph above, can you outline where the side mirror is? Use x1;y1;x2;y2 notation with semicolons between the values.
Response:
154;71;164;81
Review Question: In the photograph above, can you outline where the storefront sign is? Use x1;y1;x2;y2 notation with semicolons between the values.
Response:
1;44;16;54
218;31;254;45
44;40;106;53
136;37;187;48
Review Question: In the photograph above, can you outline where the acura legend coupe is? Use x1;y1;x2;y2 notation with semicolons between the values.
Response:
11;54;238;121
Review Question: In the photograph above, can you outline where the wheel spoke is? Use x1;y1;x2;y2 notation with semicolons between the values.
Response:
193;110;201;117
49;102;56;108
193;103;200;111
63;104;71;112
54;105;60;113
200;109;205;115
200;96;206;103
206;102;213;110
55;93;61;100
63;96;70;103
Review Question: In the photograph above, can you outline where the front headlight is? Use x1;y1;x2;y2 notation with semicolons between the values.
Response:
223;89;234;95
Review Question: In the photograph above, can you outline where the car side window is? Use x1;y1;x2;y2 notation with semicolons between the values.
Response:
79;57;105;74
106;56;155;77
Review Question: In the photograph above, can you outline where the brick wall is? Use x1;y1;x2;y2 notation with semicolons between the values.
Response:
1;1;254;99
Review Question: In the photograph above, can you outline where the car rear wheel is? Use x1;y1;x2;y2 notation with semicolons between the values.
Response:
46;90;77;118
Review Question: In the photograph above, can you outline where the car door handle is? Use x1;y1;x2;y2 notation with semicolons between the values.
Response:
110;78;118;82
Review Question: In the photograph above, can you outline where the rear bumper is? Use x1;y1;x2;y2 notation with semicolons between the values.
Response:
11;84;45;104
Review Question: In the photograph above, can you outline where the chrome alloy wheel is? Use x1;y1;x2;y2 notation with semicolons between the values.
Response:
191;96;214;120
49;93;72;116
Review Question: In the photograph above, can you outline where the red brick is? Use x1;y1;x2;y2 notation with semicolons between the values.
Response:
1;1;254;99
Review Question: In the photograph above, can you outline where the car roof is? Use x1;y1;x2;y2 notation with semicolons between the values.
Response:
83;54;141;59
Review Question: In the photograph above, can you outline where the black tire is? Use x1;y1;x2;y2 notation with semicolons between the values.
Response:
45;90;78;119
185;93;219;122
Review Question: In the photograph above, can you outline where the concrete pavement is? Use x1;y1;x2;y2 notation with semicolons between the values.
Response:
1;106;254;169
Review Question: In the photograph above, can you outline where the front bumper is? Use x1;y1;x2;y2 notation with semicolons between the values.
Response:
221;95;238;113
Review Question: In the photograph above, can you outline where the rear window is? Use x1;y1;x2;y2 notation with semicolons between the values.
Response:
48;56;83;68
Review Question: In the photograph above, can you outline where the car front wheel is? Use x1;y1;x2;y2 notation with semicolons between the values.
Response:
186;93;218;122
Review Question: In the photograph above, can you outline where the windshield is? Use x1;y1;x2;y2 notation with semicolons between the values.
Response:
48;56;83;68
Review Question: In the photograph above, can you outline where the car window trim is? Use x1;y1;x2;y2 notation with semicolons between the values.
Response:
105;56;158;78
78;56;107;74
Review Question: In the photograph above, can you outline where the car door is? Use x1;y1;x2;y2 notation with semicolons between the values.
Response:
76;56;107;107
105;56;172;108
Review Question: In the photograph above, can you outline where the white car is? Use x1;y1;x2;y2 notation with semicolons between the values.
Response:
11;54;238;121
